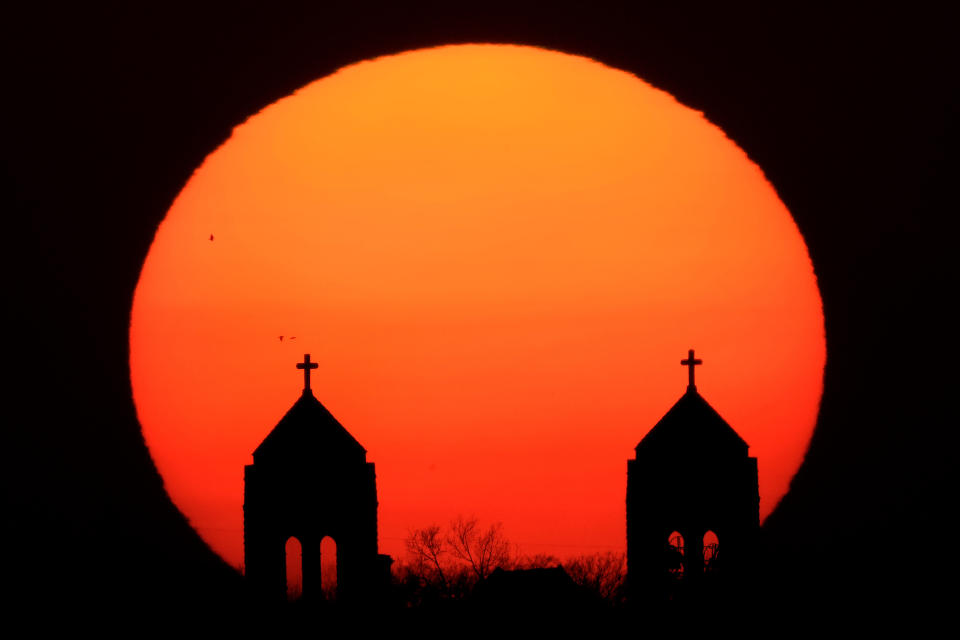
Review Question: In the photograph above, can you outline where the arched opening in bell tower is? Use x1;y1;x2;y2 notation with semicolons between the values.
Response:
703;530;719;573
667;531;685;578
285;536;303;600
321;535;338;599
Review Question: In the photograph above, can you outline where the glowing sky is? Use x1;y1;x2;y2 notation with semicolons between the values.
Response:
130;44;825;568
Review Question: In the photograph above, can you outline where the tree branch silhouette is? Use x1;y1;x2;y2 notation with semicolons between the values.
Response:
405;524;449;592
447;515;510;581
564;552;626;603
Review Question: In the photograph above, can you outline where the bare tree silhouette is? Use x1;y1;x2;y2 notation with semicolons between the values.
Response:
447;516;510;581
564;552;626;603
405;524;449;592
400;515;514;602
511;553;560;570
399;517;625;607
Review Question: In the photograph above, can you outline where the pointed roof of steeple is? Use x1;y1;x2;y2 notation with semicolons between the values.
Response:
252;388;366;462
635;386;749;457
634;350;750;458
251;355;367;465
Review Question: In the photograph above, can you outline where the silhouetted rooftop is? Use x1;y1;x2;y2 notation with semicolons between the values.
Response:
252;389;366;464
635;386;749;457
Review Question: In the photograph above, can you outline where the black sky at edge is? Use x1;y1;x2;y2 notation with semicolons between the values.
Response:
3;1;955;618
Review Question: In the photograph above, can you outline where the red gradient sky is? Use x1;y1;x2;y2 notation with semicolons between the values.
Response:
129;44;825;569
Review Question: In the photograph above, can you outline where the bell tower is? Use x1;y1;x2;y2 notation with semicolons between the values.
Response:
626;350;759;600
243;355;390;601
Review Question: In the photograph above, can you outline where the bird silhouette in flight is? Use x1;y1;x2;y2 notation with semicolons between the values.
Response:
278;336;284;342
209;234;214;241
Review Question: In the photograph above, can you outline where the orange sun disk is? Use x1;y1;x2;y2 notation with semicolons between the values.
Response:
130;44;825;569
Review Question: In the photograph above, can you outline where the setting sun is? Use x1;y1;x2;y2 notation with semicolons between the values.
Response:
129;44;825;569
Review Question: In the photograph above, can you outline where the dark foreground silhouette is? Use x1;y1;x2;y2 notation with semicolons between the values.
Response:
245;354;392;603
240;352;759;625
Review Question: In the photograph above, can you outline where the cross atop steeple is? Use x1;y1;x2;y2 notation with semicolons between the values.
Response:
296;353;319;392
681;349;702;390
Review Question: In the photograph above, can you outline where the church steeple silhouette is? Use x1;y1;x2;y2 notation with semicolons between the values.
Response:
243;354;391;602
626;350;759;600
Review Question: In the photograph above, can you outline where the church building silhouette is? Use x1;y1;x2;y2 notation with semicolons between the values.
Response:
626;350;759;600
243;354;392;601
243;350;758;605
